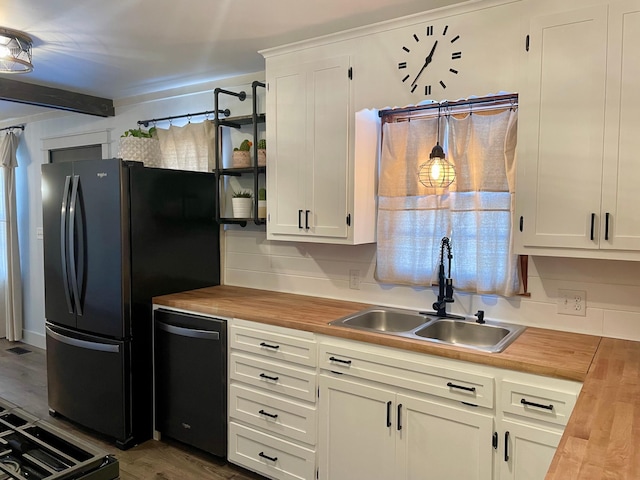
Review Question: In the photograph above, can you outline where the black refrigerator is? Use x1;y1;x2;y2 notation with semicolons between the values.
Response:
41;158;220;449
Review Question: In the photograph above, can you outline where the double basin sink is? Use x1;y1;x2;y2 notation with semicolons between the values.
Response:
329;307;526;353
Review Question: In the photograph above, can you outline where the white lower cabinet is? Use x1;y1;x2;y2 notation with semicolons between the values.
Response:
228;319;318;480
498;419;561;480
317;338;496;480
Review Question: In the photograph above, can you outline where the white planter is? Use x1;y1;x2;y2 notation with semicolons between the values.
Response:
232;151;251;168
258;149;267;166
232;197;253;218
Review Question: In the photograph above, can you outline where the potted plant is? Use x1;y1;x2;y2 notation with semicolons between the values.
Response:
257;187;267;219
232;139;252;168
257;139;266;167
117;127;161;166
231;189;253;218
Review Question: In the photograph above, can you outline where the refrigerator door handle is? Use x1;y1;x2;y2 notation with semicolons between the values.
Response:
60;175;74;314
47;326;120;353
69;175;83;316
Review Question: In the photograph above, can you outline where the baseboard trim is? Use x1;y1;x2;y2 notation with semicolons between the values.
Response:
22;330;46;350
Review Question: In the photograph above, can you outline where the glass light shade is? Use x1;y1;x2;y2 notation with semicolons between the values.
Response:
418;143;455;188
0;27;33;73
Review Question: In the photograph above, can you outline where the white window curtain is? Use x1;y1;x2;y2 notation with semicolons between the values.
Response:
376;107;519;296
155;121;215;172
0;132;23;341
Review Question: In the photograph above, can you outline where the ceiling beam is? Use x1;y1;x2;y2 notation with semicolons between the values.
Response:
0;78;115;117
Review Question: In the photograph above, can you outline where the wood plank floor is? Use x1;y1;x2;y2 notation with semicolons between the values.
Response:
0;339;266;480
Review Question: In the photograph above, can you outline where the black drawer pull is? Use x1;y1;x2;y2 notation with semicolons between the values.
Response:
259;373;279;382
386;401;392;428
397;403;403;431
605;212;610;241
259;409;278;419
521;398;554;411
590;213;596;241
447;382;476;393
329;356;352;365
260;342;280;350
259;452;278;462
298;210;303;229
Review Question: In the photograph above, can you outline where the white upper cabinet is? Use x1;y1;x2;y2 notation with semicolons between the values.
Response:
264;53;378;244
516;1;640;259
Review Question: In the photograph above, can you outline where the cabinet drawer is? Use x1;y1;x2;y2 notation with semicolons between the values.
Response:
231;323;317;368
230;352;317;403
501;380;578;426
319;344;494;408
228;421;315;480
230;384;317;445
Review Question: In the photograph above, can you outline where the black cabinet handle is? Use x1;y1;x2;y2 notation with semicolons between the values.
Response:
259;373;279;382
605;212;610;241
259;409;278;419
504;431;510;462
492;432;498;450
259;452;278;462
260;342;280;350
298;209;303;229
386;401;392;427
329;356;352;365
305;210;310;230
590;213;596;241
521;398;554;411
397;404;403;431
447;382;476;393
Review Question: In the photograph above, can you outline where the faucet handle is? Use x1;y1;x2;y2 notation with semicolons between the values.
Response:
475;310;485;324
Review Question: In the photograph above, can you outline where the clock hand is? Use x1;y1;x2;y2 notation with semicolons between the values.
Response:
411;40;439;87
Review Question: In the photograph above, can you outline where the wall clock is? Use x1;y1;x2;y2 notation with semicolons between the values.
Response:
398;24;462;95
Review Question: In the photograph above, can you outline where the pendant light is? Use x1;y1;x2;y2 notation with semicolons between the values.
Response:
0;27;33;73
418;106;455;188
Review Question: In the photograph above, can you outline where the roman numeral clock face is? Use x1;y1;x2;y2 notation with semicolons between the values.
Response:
398;24;462;95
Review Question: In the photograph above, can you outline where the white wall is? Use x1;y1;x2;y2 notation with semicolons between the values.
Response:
224;229;640;341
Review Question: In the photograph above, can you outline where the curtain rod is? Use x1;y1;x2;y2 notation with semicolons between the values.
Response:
0;124;25;133
378;93;518;118
137;108;232;127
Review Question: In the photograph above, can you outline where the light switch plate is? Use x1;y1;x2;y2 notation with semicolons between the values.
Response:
557;289;586;316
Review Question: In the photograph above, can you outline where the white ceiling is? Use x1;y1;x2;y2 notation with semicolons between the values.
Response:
0;0;468;121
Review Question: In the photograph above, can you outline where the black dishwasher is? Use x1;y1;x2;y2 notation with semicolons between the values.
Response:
153;308;227;456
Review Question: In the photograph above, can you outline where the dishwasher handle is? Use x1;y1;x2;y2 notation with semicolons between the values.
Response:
157;321;220;340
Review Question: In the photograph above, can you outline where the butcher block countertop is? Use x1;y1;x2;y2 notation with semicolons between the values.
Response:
153;285;639;480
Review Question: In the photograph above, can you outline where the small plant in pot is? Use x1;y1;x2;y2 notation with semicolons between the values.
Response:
257;139;266;167
257;187;267;219
231;189;253;218
232;139;252;168
117;127;161;166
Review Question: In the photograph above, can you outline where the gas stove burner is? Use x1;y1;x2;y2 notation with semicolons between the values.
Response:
0;459;20;474
0;398;119;479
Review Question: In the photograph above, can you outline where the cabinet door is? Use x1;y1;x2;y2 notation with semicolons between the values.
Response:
318;374;396;480
601;0;640;250
499;420;561;480
518;6;607;249
396;394;494;480
267;55;351;239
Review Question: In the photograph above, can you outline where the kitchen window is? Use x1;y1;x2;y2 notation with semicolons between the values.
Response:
376;95;521;296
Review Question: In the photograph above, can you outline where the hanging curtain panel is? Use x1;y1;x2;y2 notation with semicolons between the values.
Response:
156;121;215;172
0;132;23;341
376;102;520;297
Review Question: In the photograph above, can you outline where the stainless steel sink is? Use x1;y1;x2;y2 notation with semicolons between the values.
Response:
329;307;526;353
329;307;433;333
413;318;526;353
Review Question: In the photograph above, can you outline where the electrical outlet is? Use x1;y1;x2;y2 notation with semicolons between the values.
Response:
557;289;586;316
349;269;360;290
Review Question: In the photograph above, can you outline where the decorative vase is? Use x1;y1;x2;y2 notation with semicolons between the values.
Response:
232;151;251;168
258;149;267;167
232;197;253;218
258;200;267;219
117;137;162;167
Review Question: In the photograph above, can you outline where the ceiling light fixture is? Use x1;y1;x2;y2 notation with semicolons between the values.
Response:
418;105;455;188
0;27;33;73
